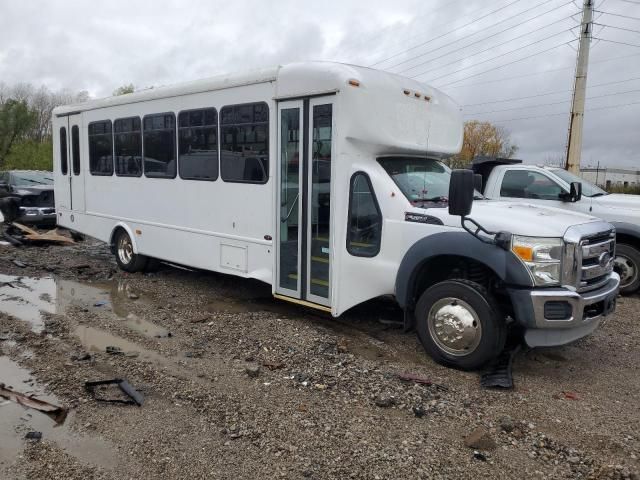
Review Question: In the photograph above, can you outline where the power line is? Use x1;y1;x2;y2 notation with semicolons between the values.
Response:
408;16;577;79
478;100;640;123
388;0;563;73
436;40;577;87
464;87;640;115
594;10;640;21
397;2;575;75
594;23;640;34
593;37;640;47
369;0;527;67
418;28;575;82
609;0;640;4
462;74;640;106
443;51;640;89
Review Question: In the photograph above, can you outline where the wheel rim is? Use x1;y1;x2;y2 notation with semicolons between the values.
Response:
427;297;482;356
117;234;134;265
614;254;638;288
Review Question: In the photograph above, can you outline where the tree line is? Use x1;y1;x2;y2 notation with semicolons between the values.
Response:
0;83;89;170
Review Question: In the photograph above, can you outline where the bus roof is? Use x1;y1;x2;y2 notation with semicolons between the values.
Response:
53;61;458;117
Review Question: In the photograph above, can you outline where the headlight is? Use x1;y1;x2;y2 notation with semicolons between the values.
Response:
511;236;564;286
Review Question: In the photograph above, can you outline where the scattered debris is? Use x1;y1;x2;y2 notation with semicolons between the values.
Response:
374;394;395;408
336;338;349;353
25;431;43;441
189;315;210;324
70;352;92;361
245;364;261;378
473;451;488;461
262;360;284;371
12;259;27;268
5;222;75;246
127;292;140;300
480;344;521;389
94;300;108;307
85;379;144;406
397;372;448;391
464;427;497;451
412;405;426;418
562;391;580;401
499;415;515;433
0;383;68;424
105;346;123;355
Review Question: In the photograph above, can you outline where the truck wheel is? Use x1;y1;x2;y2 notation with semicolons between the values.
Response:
114;229;148;273
614;244;640;295
415;280;506;371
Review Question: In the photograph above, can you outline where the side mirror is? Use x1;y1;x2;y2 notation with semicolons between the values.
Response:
561;181;582;202
570;181;582;202
449;169;474;217
473;174;483;193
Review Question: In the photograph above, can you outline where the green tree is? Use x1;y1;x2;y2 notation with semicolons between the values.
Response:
113;84;135;96
0;99;37;168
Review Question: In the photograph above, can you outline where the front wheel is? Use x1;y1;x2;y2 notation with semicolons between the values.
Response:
114;229;148;273
614;243;640;295
415;280;506;370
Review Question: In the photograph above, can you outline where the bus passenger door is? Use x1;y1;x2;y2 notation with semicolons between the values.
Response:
276;98;334;309
67;115;85;213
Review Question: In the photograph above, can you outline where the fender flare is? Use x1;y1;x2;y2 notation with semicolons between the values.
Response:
611;222;640;246
395;231;533;309
109;222;139;254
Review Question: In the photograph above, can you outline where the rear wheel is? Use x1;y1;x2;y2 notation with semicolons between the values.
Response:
415;280;506;370
114;229;148;273
614;243;640;295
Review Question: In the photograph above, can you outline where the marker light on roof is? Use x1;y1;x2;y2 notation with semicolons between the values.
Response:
348;79;360;87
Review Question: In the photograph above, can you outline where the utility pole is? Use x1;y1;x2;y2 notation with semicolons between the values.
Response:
565;0;594;174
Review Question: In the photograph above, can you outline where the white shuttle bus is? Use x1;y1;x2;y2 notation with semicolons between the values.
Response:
52;62;619;370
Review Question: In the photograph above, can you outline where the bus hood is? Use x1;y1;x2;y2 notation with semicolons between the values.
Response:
441;200;602;238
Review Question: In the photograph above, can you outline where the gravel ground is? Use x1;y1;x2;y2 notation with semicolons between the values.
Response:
0;238;638;480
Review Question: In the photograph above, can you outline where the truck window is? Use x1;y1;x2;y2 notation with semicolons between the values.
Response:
348;172;382;257
500;170;564;200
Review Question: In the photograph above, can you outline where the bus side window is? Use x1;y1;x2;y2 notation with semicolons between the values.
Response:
178;108;218;181
88;120;114;175
220;102;269;184
71;125;80;175
143;113;176;179
347;172;382;257
60;127;68;175
114;117;142;177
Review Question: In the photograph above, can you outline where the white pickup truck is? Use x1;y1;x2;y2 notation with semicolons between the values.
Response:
472;157;640;295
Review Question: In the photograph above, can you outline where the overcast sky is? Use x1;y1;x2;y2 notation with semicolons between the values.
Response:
1;0;638;168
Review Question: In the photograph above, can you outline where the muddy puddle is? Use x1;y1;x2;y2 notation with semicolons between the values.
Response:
0;274;169;338
0;356;117;469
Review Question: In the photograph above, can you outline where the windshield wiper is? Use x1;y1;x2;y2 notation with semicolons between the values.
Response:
16;177;48;185
412;196;448;203
590;192;607;197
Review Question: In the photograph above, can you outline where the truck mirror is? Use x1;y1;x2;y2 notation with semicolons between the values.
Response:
473;174;483;193
570;181;582;202
449;169;474;217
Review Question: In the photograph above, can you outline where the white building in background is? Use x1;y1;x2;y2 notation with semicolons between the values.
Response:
580;167;640;189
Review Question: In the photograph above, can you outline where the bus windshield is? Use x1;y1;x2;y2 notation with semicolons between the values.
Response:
378;157;455;207
550;168;608;197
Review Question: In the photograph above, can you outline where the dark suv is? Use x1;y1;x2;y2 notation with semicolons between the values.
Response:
0;170;56;225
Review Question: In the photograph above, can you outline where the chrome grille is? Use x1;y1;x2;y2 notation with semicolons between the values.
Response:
577;230;615;292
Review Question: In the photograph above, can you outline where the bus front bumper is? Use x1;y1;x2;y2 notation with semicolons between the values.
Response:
508;272;620;348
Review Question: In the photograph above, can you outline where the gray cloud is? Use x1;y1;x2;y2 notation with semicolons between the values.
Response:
0;0;637;167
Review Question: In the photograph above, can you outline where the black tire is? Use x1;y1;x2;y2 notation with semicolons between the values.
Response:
113;229;148;273
615;243;640;295
415;279;506;371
